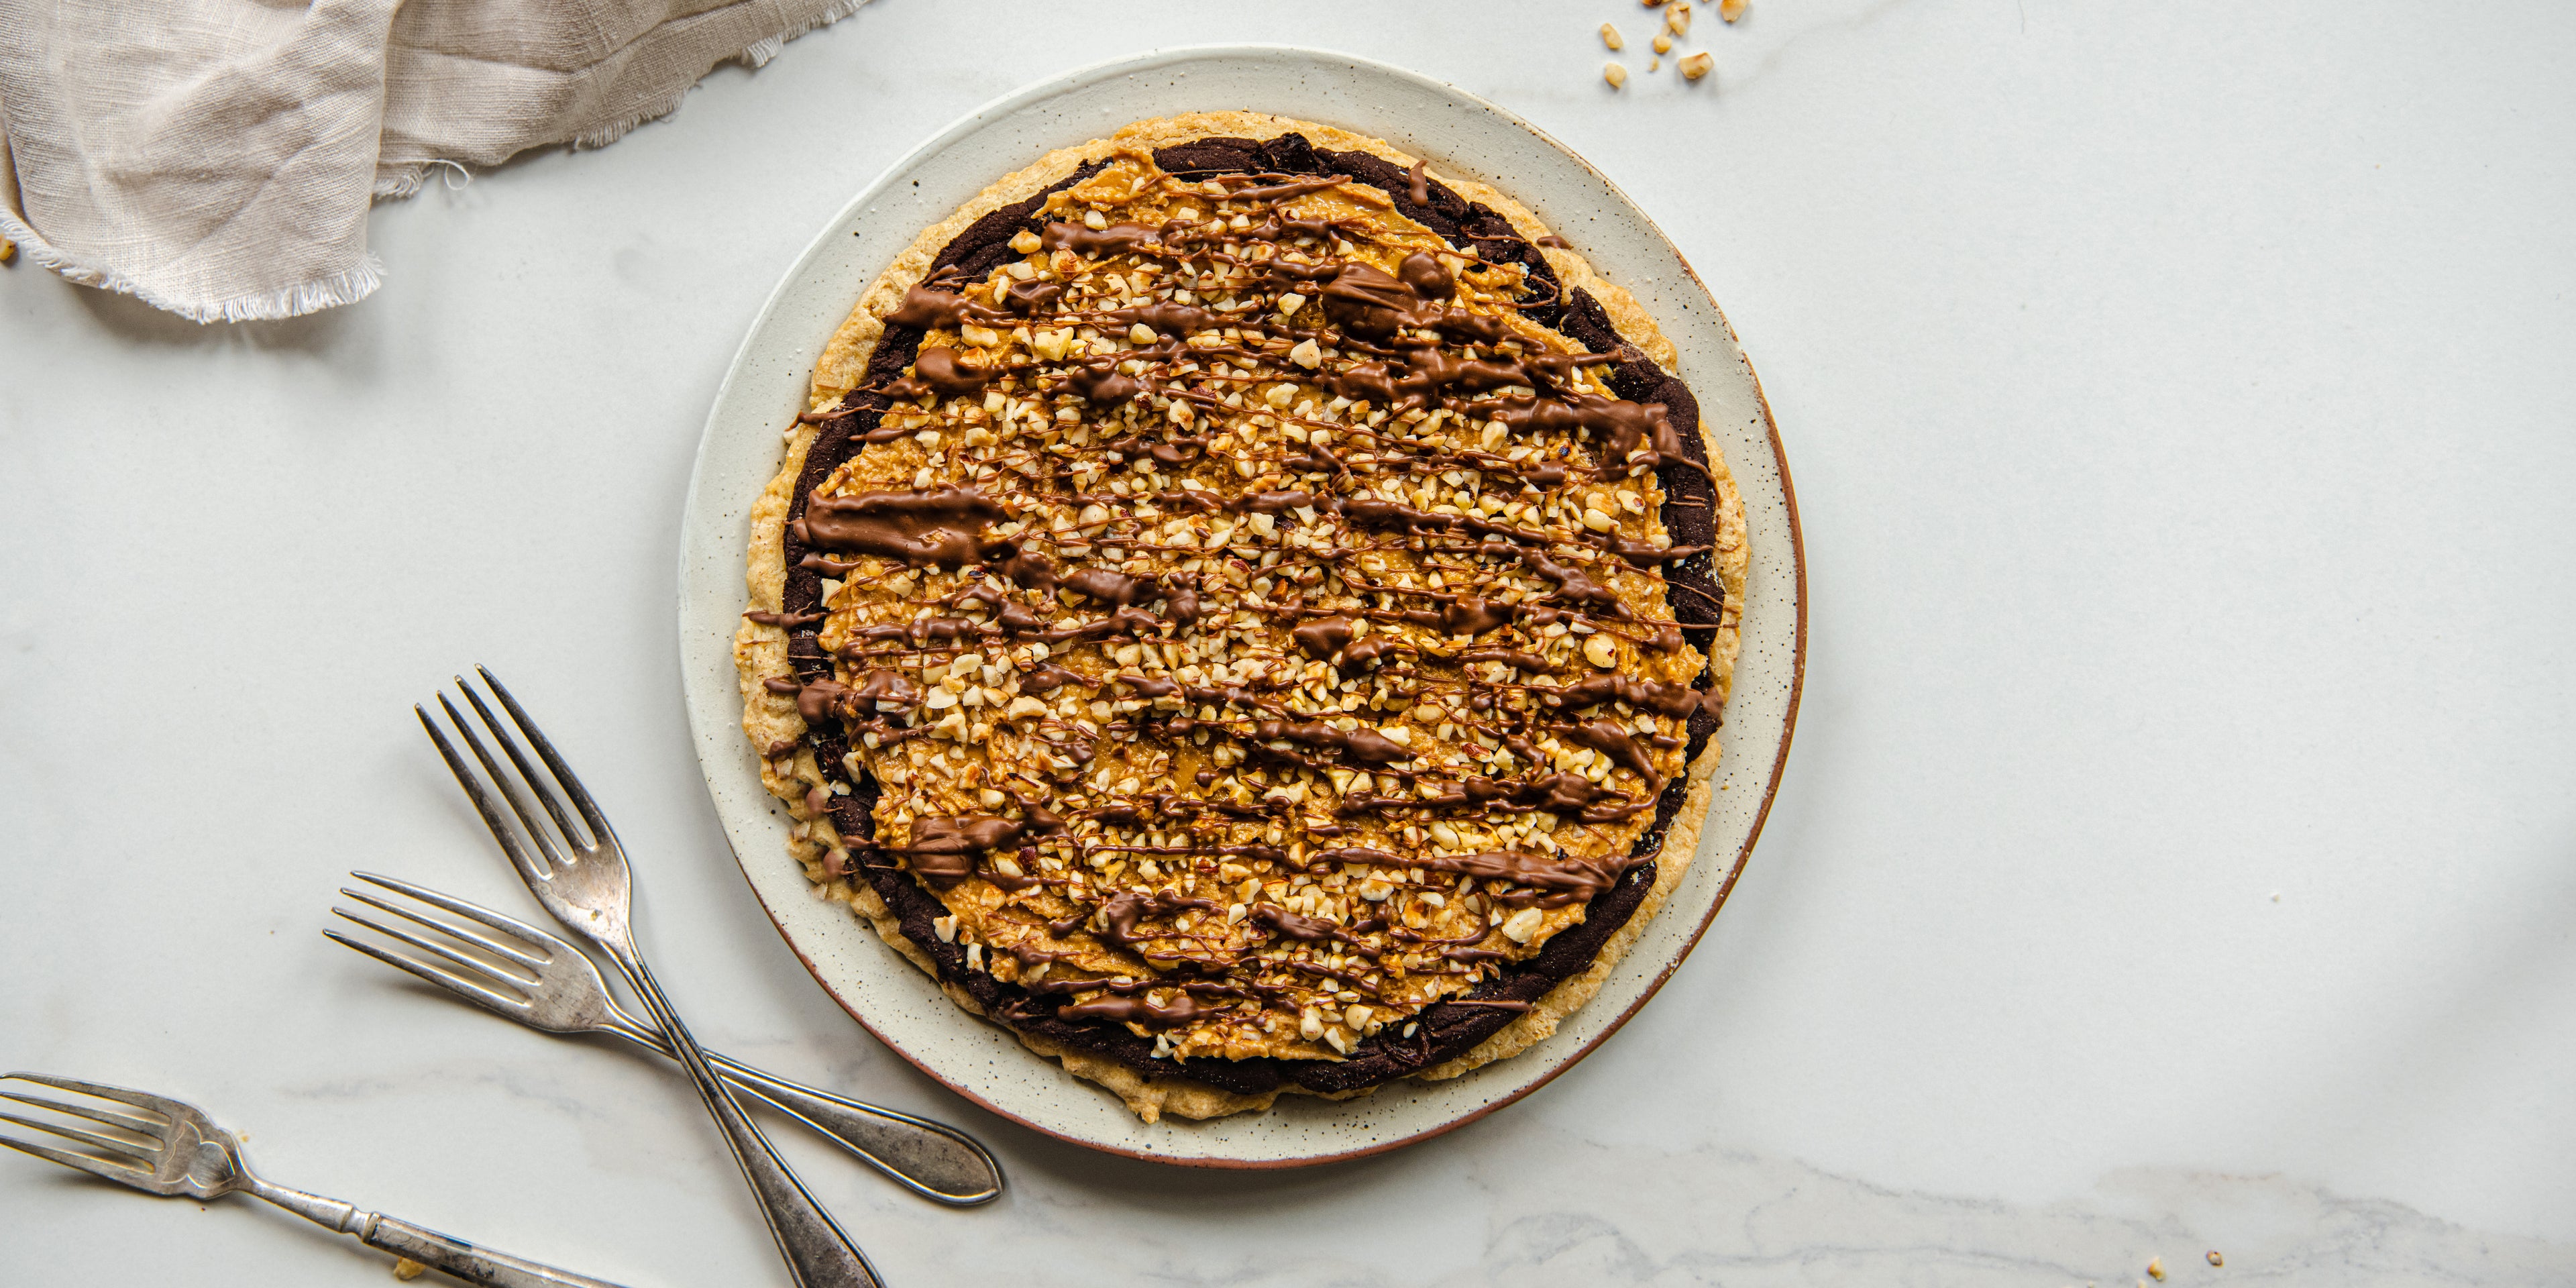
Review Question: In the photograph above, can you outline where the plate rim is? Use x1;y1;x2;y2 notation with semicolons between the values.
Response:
678;42;1807;1167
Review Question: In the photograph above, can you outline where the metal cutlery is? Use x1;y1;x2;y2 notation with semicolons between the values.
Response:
419;669;884;1288
327;871;1000;1205
0;1072;630;1288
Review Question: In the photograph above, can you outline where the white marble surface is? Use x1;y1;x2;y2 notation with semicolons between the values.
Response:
3;1;2572;1283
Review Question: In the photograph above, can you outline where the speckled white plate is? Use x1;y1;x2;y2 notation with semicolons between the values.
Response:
677;44;1803;1167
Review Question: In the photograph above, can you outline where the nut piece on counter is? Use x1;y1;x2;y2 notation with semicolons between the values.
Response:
1666;1;1694;36
0;236;15;264
1642;0;1666;7
1721;0;1750;19
1604;61;1629;88
1652;32;1674;54
2147;1258;2166;1281
391;1258;427;1282
2207;1251;2225;1267
1600;22;1625;50
1679;51;1714;81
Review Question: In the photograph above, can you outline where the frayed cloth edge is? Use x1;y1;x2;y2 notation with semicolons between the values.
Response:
0;209;385;323
374;0;870;199
16;0;869;319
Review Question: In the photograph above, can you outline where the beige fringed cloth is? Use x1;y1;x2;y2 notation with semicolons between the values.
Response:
0;0;868;323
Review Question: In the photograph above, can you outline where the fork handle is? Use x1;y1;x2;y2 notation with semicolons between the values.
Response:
600;1017;999;1205
604;945;882;1288
250;1179;631;1288
714;1051;1000;1206
359;1214;635;1288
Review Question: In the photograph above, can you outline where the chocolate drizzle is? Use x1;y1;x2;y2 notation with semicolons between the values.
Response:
1064;361;1143;405
1420;849;1628;900
1042;221;1161;256
904;814;1024;887
885;348;995;401
790;486;1003;567
886;282;1009;331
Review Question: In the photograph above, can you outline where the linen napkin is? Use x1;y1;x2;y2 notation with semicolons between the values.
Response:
0;0;868;323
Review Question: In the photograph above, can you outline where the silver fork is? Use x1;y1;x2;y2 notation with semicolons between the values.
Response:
420;669;882;1288
0;1072;631;1288
327;871;999;1205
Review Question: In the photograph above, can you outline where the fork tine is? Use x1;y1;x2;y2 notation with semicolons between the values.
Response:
419;699;555;887
339;885;549;971
325;930;535;1017
330;907;536;992
3;1074;182;1124
0;1133;156;1185
0;1110;160;1162
0;1089;163;1137
441;688;579;875
477;667;613;847
350;872;578;960
456;676;591;855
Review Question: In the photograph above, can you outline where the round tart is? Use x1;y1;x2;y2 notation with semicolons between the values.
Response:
737;113;1747;1122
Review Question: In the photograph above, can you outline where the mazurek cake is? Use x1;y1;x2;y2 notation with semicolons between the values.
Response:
737;113;1746;1122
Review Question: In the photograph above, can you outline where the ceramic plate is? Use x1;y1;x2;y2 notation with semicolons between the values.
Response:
676;44;1803;1167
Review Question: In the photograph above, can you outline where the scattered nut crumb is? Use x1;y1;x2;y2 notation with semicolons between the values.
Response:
1603;61;1629;88
1679;51;1714;80
1600;23;1624;50
1642;0;1666;7
2147;1258;2166;1281
1652;32;1673;53
2207;1251;2224;1267
1721;0;1750;19
1666;1;1694;36
1650;56;1662;71
0;236;15;264
392;1258;427;1281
